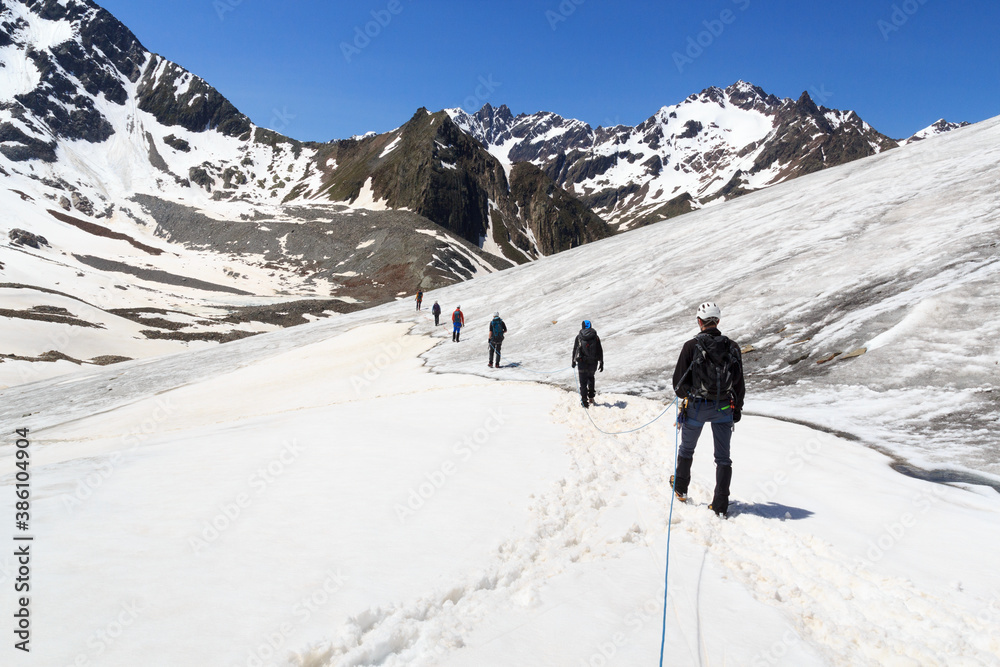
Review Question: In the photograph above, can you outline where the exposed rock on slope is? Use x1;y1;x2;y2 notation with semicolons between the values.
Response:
509;162;613;254
307;109;613;262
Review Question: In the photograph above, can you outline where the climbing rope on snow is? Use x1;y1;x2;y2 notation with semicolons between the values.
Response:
483;328;680;660
580;389;683;660
479;343;668;429
579;386;682;662
659;411;681;667
582;398;675;436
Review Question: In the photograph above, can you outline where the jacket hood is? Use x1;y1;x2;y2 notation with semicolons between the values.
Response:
579;327;598;341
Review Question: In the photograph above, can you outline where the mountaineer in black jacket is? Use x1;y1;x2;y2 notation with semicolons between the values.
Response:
488;312;507;368
670;302;745;517
572;320;604;408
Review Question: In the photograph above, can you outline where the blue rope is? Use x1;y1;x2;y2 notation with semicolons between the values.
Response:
659;402;681;666
480;330;679;660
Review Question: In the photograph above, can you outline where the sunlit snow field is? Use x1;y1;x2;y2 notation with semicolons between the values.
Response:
1;109;999;665
1;317;998;665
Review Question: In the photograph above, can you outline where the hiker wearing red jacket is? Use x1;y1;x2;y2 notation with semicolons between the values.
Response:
451;306;464;342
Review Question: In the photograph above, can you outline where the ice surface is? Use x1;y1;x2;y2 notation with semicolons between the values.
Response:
1;318;998;665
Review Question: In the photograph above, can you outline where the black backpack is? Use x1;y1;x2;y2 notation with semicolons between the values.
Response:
578;332;598;361
689;334;740;400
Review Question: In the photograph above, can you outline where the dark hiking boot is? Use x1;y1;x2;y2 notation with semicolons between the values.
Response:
488;362;493;368
672;456;693;499
669;475;688;502
581;398;589;408
711;465;733;517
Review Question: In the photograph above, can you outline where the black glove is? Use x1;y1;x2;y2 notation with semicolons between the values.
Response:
598;362;604;372
571;361;576;369
733;408;742;423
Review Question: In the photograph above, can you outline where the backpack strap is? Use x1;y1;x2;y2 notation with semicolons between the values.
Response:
674;336;702;394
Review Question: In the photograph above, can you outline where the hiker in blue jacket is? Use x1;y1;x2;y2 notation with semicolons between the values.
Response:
488;312;507;368
572;320;603;408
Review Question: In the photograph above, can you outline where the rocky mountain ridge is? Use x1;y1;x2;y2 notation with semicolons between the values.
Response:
448;83;969;229
0;0;517;385
0;0;604;269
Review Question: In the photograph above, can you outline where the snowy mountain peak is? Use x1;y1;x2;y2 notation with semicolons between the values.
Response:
0;0;608;362
0;0;534;376
686;81;778;112
453;81;899;229
900;118;971;145
0;0;253;163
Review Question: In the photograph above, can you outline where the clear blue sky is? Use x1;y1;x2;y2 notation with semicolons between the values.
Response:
96;0;999;142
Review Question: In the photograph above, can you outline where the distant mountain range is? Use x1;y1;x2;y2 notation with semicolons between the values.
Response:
448;85;970;229
0;0;974;382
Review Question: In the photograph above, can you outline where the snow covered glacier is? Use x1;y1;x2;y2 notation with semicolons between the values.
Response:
1;111;999;664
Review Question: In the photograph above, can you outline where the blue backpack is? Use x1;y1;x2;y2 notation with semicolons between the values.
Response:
490;318;504;341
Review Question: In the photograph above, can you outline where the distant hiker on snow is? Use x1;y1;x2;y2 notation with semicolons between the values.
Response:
452;306;464;342
488;312;507;368
415;289;424;311
670;302;745;518
572;320;603;408
432;301;441;326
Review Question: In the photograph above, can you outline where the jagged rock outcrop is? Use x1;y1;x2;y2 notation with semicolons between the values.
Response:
9;228;49;248
309;110;612;262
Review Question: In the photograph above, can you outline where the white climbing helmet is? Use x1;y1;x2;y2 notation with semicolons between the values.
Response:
697;302;721;321
494;312;499;318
